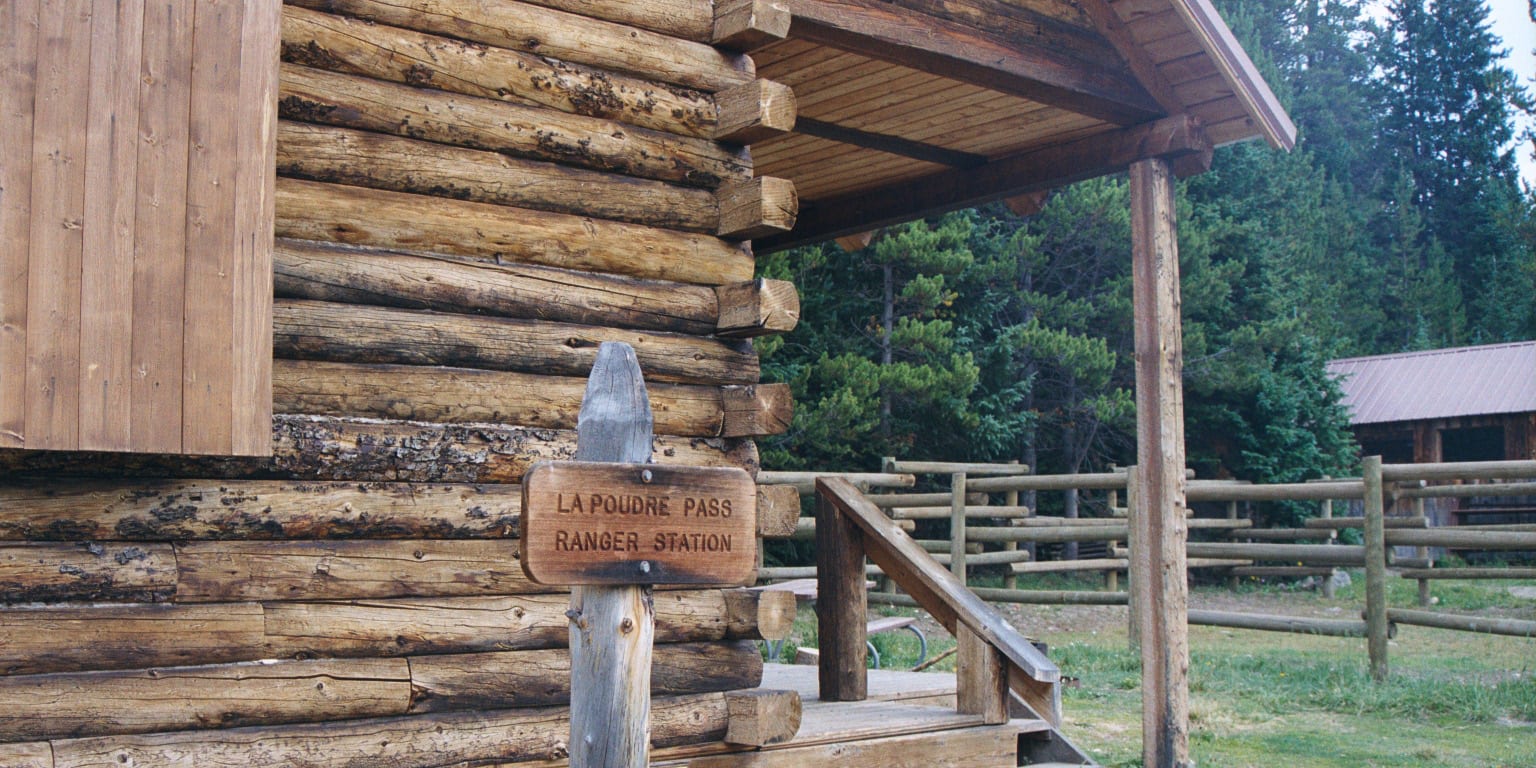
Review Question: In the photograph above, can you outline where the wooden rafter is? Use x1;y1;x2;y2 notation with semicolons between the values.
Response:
1167;0;1296;149
794;118;986;169
759;115;1210;252
1076;0;1185;115
778;0;1163;125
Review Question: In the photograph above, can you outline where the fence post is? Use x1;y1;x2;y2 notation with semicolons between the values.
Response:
1412;496;1430;606
1126;466;1140;650
950;472;968;583
1004;460;1020;590
1321;479;1337;599
1363;455;1389;682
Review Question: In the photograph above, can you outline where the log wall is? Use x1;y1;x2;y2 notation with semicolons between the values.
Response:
0;0;800;762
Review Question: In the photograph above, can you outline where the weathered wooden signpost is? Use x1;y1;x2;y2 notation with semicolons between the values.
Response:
521;342;756;767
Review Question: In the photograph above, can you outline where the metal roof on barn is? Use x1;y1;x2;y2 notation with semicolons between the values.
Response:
1326;342;1536;425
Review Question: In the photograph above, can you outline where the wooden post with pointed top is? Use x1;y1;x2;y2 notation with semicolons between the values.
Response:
568;342;655;768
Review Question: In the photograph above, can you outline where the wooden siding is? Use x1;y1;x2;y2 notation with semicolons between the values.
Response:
0;0;278;456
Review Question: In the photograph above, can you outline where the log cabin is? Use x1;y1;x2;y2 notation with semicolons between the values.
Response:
0;1;1292;766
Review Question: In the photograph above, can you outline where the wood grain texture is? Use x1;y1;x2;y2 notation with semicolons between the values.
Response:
0;542;176;604
48;692;729;768
280;6;717;139
273;178;754;286
714;79;798;144
717;177;798;239
0;0;38;449
956;624;1008;724
285;0;752;92
275;122;719;233
23;0;92;449
815;478;868;701
713;0;793;51
0;742;52;768
272;240;720;336
0;657;411;741
715;279;801;338
77;0;145;451
521;0;714;42
129;0;194;453
0;478;520;541
0;602;265;676
272;299;760;386
723;689;802;746
277;63;747;188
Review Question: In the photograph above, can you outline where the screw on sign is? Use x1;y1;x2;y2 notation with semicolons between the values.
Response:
521;342;756;767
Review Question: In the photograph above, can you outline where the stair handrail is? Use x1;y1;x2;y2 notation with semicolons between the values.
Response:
813;476;1062;726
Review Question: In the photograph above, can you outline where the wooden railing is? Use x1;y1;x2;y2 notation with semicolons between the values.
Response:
813;477;1062;726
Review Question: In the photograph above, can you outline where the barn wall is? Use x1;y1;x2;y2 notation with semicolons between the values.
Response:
0;1;798;763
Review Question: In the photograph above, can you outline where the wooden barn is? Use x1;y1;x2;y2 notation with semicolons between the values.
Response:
0;1;1291;766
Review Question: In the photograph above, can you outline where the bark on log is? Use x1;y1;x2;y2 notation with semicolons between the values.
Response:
286;0;753;92
173;540;544;602
274;179;753;286
0;478;520;541
276;123;718;232
281;6;717;138
273;299;759;386
406;640;762;713
0;415;759;484
48;692;730;768
0;658;412;741
0;603;265;676
273;360;789;438
278;64;748;188
272;240;719;336
520;0;714;42
0;543;176;604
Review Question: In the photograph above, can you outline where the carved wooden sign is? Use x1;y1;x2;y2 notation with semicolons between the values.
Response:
520;461;757;586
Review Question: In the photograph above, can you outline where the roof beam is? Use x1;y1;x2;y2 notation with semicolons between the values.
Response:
758;115;1210;252
794;118;987;169
779;0;1163;125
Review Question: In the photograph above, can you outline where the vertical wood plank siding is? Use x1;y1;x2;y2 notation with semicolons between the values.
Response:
0;0;278;456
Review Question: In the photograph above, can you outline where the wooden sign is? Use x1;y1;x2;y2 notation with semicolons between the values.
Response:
521;461;757;586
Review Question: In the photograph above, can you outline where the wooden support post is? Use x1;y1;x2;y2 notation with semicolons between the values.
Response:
950;472;968;583
815;479;867;701
956;624;1009;725
568;343;655;768
1130;157;1190;768
1363;455;1388;683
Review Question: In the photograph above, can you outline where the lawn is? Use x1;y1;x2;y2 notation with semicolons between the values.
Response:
768;572;1536;767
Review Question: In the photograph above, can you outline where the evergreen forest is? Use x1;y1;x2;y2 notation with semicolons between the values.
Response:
757;0;1536;493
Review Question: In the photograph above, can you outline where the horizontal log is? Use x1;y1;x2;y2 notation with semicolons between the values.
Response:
1303;516;1428;530
714;79;797;144
1228;566;1335;578
279;64;747;189
964;472;1129;493
967;525;1127;544
273;300;758;386
1187;610;1370;638
281;6;717;138
755;485;802;539
0;543;175;604
756;564;884;580
273;360;788;438
887;506;1033;520
0;603;265;676
753;472;915;494
1187;518;1254;529
723;588;797;642
0;658;412;741
928;549;1033;566
286;0;753;92
715;279;801;338
49;692;729;768
274;179;753;286
1380;460;1536;482
407;640;762;713
0;415;757;486
0;478;520;541
882;460;1032;476
1186;480;1365;502
723;689;802;748
1185;543;1370;567
1230;528;1335;542
1396;481;1536;499
173;540;541;602
273;239;719;336
868;589;1128;607
791;517;914;539
1010;558;1127;575
521;0;714;42
1385;529;1536;550
0;742;51;768
713;0;793;51
717;177;798;239
276;123;717;232
1385;608;1536;638
863;492;988;508
1394;567;1536;579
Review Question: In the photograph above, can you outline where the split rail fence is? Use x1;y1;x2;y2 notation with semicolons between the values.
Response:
758;458;1536;681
